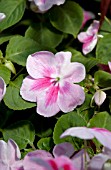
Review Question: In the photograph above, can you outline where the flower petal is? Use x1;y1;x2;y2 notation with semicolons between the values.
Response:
87;20;99;35
37;84;60;117
61;127;94;139
94;90;106;106
88;153;110;170
0;140;7;161
72;149;90;170
48;156;77;170
82;34;98;55
61;127;111;150
7;139;21;164
78;32;94;43
62;62;86;83
0;139;21;169
58;81;85;112
53;142;75;158
20;76;52;102
90;128;111;150
31;0;65;12
26;51;56;79
23;150;52;170
0;77;6;102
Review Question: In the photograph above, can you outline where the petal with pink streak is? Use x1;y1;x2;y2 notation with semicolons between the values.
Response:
62;62;86;83
90;128;111;150
82;34;98;55
0;77;6;102
61;127;94;139
78;32;93;43
58;81;85;113
26;51;56;79
48;156;77;170
20;76;52;102
37;84;60;117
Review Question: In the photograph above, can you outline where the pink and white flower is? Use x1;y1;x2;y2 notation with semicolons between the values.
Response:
0;77;6;102
0;139;22;170
78;20;102;55
61;127;111;150
0;13;6;22
28;0;65;13
20;51;86;117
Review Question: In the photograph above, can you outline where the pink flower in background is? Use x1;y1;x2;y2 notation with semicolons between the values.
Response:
0;139;22;170
20;51;86;117
78;20;102;55
82;10;95;28
0;77;6;101
28;0;65;13
0;13;6;22
61;127;111;150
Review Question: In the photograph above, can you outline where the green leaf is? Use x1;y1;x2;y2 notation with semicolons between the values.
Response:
37;137;53;151
96;33;111;64
53;111;86;149
49;1;83;37
88;111;111;130
94;70;111;87
0;0;26;32
0;65;11;84
4;74;36;110
6;36;41;66
25;23;63;48
0;34;15;45
3;120;35;149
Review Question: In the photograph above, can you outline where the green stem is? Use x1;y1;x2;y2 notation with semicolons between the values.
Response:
11;67;25;81
101;87;111;91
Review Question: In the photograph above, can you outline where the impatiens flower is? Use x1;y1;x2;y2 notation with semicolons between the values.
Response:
61;127;111;150
0;139;22;170
0;77;6;101
82;10;95;28
93;90;106;106
0;13;6;22
20;51;86;117
78;20;103;55
28;0;65;13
